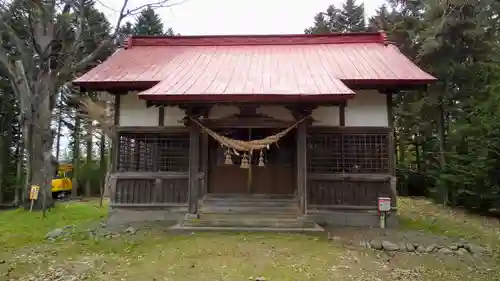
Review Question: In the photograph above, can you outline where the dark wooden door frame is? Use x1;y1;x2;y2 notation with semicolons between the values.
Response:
204;116;297;196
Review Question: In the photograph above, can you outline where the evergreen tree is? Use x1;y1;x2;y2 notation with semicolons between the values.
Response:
304;0;366;34
338;0;365;32
305;0;500;212
133;6;165;36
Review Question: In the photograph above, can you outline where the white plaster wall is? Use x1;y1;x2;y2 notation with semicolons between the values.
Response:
119;92;158;127
312;106;340;126
163;106;186;127
209;105;239;119
345;90;388;127
118;90;388;127
258;106;294;121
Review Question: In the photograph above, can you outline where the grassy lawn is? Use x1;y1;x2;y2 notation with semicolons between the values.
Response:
1;198;499;281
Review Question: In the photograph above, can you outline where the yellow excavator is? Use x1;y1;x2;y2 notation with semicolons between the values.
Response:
52;163;73;199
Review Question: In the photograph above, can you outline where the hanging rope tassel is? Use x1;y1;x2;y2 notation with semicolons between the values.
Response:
240;153;250;169
258;150;265;167
224;149;233;165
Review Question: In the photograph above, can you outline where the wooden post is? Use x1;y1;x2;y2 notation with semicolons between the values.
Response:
199;106;209;197
187;116;200;215
339;101;346;127
111;94;121;173
339;101;346;171
291;106;313;215
386;92;397;208
297;121;307;214
201;133;209;196
158;106;165;127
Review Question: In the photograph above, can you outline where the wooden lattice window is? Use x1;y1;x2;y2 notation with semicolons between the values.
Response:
307;129;390;174
117;132;189;172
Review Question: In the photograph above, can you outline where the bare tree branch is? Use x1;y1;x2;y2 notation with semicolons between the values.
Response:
67;0;182;76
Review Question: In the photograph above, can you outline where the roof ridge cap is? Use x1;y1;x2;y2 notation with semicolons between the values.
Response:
126;32;388;48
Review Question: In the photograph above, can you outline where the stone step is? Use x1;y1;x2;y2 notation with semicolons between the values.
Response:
199;205;300;214
201;199;297;207
200;213;302;220
169;224;325;233
182;218;319;229
204;194;294;200
200;198;298;206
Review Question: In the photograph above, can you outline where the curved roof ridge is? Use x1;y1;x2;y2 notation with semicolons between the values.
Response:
124;31;389;48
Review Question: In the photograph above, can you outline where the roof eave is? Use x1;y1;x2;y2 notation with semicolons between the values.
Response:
137;93;356;103
74;79;437;93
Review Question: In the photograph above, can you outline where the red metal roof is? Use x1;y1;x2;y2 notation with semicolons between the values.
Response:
138;45;355;102
73;32;436;102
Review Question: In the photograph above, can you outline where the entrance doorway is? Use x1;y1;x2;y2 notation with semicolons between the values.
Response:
208;127;295;195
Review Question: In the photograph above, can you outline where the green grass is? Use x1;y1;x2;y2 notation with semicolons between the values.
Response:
0;199;107;250
398;197;500;249
1;198;499;281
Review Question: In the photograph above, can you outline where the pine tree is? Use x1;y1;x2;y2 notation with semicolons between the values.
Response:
304;0;366;34
338;0;365;32
133;6;164;36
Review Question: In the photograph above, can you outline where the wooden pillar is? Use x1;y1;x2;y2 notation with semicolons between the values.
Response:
111;93;121;173
200;133;209;196
339;101;346;171
292;106;313;214
158;106;165;127
386;92;397;207
339;101;346;127
187;120;200;214
182;106;203;216
297;121;307;213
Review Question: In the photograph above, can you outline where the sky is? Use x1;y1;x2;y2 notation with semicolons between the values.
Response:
95;0;385;35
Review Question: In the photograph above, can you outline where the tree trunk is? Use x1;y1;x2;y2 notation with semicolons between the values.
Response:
437;95;448;204
0;116;14;204
55;96;63;161
23;122;32;203
85;120;93;197
26;99;55;212
0;137;4;204
72;115;81;197
0;96;11;204
14;140;22;205
99;133;106;206
397;129;407;196
415;140;421;171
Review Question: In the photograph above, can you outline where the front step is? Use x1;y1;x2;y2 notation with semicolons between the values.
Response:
200;206;300;214
169;194;322;233
170;225;324;233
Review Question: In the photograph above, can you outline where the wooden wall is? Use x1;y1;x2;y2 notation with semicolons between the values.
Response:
111;129;192;206
306;127;394;210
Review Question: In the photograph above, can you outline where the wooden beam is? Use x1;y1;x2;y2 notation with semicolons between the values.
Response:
110;203;187;208
158;106;165;127
111;94;121;173
297;121;307;214
386;93;396;176
307;205;398;211
339;101;346;126
114;171;189;180
200;133;209;196
187;117;201;214
385;91;398;207
289;106;314;215
307;126;391;134
308;173;391;182
116;126;188;133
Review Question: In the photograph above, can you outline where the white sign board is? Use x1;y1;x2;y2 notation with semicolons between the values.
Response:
378;197;391;212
